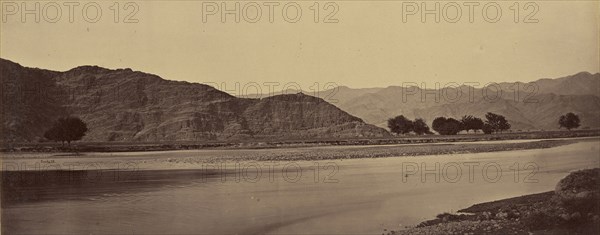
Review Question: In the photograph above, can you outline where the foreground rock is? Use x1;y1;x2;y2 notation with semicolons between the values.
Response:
390;168;600;235
555;167;600;216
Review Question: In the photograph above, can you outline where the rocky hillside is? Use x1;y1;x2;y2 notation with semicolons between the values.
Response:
0;58;388;142
319;72;600;130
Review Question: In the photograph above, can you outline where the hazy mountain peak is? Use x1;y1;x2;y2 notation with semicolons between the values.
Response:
572;71;594;77
265;92;322;101
325;71;600;130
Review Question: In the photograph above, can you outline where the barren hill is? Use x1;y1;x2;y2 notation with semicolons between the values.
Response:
0;58;388;142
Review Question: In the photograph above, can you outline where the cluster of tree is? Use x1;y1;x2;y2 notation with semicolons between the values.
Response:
389;112;512;136
558;112;580;130
432;113;511;135
44;117;88;146
387;115;433;135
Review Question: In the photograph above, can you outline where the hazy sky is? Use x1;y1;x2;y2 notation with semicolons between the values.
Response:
1;1;598;91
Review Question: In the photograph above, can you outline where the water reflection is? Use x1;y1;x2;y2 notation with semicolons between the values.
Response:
2;169;228;205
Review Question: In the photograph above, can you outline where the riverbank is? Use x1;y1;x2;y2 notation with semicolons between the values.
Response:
1;138;594;171
392;168;600;235
2;129;599;153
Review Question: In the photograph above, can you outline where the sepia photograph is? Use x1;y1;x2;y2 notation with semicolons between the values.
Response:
1;0;599;234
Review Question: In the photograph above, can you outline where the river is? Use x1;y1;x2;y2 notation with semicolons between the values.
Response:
2;139;599;234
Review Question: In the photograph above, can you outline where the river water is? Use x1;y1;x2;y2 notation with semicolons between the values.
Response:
2;140;599;234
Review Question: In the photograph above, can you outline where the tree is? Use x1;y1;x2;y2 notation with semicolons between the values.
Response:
432;117;447;134
44;117;88;146
432;117;462;135
559;112;580;130
387;115;414;135
461;115;484;133
485;112;511;133
482;123;494;134
443;118;462;135
413;118;432;135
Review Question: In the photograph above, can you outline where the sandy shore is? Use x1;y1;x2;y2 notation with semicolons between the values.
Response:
4;130;599;153
2;138;594;172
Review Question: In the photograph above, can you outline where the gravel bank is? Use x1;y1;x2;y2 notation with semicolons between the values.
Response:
390;169;600;235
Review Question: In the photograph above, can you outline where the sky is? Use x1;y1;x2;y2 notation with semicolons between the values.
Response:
1;0;598;92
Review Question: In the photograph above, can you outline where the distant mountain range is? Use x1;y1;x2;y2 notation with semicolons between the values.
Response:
0;58;388;142
323;72;600;130
3;57;597;143
244;72;600;131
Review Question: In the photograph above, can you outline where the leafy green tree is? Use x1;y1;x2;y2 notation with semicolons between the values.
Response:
413;118;432;135
387;115;414;135
485;112;511;133
559;112;580;130
461;115;484;133
44;117;88;146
